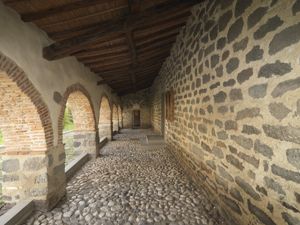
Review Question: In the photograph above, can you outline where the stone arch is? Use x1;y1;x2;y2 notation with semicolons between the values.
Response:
58;84;98;159
118;105;123;129
112;104;119;133
0;52;53;204
98;95;112;140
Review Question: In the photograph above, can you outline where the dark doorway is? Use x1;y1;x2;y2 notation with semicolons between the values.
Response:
133;110;140;128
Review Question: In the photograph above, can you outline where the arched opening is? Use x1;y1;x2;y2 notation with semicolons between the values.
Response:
0;72;48;204
112;104;119;134
61;90;97;161
118;105;123;129
98;96;112;140
63;107;76;164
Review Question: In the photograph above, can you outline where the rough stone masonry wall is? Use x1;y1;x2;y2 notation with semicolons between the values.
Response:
121;89;151;129
150;0;300;225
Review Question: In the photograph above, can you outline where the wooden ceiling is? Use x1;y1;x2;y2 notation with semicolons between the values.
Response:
3;0;198;95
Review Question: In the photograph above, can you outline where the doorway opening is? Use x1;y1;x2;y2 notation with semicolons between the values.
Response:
133;110;141;128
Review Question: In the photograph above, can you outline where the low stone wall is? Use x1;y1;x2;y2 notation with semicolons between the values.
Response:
63;130;96;162
1;154;49;204
65;153;89;181
99;123;112;140
0;200;34;225
63;131;81;165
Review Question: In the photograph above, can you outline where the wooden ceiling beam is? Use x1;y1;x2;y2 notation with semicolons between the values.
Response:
49;23;102;42
92;53;166;73
21;0;122;22
136;26;182;47
75;45;128;59
86;36;127;50
118;80;154;95
43;0;198;60
90;62;135;72
43;20;125;60
95;62;162;77
93;64;132;74
99;64;162;78
137;36;176;53
125;29;137;92
94;57;164;76
134;12;189;39
97;80;106;86
48;4;188;41
104;77;132;83
81;52;130;64
88;53;165;71
88;59;132;70
125;0;141;92
138;46;172;60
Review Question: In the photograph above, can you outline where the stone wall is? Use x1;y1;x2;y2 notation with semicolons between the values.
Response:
63;131;95;165
121;89;151;129
149;0;300;225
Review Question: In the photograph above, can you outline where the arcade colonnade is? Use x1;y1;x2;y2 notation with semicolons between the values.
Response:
0;52;122;209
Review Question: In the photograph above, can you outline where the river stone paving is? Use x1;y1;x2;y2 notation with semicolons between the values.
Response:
24;129;227;225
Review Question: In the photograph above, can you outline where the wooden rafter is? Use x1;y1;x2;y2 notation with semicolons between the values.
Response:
20;0;125;22
3;0;199;94
97;80;106;85
43;0;198;60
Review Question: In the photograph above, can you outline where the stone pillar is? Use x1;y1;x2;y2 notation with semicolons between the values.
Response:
46;144;66;210
1;144;67;211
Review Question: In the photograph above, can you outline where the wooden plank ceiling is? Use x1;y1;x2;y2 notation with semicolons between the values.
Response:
3;0;198;95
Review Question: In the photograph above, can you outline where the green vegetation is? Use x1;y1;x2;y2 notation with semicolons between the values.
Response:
0;131;3;145
63;108;75;131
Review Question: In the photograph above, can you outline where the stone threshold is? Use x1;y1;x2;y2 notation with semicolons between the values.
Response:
0;200;34;225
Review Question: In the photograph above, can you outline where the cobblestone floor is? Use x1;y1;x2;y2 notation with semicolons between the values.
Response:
24;129;227;225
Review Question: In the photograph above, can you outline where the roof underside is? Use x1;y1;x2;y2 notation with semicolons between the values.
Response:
3;0;197;95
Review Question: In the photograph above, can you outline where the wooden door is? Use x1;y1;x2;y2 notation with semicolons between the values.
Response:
133;110;140;128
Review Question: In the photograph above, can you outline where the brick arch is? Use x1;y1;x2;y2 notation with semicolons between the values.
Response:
0;52;53;148
112;103;119;132
99;94;112;140
99;93;112;113
58;83;99;159
58;83;97;143
0;52;53;203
